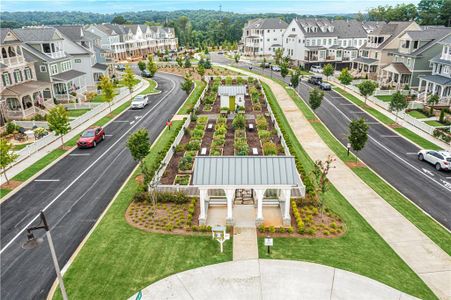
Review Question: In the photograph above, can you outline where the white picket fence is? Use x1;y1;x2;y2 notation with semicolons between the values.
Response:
63;102;102;110
373;89;410;96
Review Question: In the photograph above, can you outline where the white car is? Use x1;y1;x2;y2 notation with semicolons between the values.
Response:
271;65;281;72
131;95;148;109
417;150;451;171
310;65;323;73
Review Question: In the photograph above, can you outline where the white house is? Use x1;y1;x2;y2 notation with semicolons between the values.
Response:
241;18;288;57
218;85;246;110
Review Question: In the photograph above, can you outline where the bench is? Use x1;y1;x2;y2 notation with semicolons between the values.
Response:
201;147;207;155
252;147;258;155
207;123;213;130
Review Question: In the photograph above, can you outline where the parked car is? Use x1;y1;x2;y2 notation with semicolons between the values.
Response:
319;82;331;91
116;64;126;71
310;65;323;73
77;127;105;148
261;62;270;68
141;70;152;78
271;65;281;72
308;75;323;85
218;51;224;55
131;95;148;109
417;150;451;171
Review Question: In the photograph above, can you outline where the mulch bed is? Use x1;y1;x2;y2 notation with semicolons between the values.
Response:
345;161;366;168
1;180;23;190
223;120;235;155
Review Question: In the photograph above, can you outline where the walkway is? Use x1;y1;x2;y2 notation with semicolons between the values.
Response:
130;259;419;300
232;206;258;261
225;66;451;300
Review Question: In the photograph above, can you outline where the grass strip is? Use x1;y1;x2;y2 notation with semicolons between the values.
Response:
262;82;436;299
12;149;66;182
140;79;159;95
177;80;207;115
66;109;90;118
54;121;232;300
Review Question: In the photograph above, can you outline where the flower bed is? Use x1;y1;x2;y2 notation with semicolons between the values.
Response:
174;174;191;185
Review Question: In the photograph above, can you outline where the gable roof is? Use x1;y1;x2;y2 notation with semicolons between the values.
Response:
365;21;417;49
393;27;451;56
218;85;246;96
333;20;367;39
55;25;100;43
0;28;22;44
245;18;288;30
14;27;63;42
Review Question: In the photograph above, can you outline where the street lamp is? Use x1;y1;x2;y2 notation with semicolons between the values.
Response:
269;62;272;78
22;211;68;300
347;142;351;156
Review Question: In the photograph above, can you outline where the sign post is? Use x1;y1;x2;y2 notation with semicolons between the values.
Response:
264;236;273;255
212;226;230;253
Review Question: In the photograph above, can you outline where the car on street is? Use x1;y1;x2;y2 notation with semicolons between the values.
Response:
271;65;281;72
131;95;148;109
116;64;126;71
141;70;152;78
308;75;323;85
218;51;224;55
319;82;331;90
418;150;451;171
77;126;105;148
310;65;323;73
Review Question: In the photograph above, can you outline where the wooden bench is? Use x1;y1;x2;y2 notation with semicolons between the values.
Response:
252;147;258;155
201;147;207;155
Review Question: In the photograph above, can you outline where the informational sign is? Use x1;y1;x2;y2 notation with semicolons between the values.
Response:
211;226;229;253
264;237;273;246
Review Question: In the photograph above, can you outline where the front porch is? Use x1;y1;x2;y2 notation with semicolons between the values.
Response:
379;62;412;89
52;69;87;103
417;74;451;106
351;57;378;80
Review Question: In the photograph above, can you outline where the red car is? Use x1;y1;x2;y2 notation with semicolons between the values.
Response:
77;126;105;148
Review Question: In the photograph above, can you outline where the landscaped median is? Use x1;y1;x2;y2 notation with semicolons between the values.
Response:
177;80;207;115
52;122;232;300
259;82;437;300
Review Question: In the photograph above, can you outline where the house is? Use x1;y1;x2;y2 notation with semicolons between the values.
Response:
14;27;88;103
241;18;288;57
351;21;421;80
0;28;54;122
85;24;126;61
218;85;246;110
379;27;451;90
417;35;451;105
283;19;367;69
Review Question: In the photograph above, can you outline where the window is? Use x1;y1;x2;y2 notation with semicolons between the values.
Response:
50;64;58;75
40;65;47;72
2;72;11;86
42;43;51;54
24;68;32;80
407;58;411;67
13;69;22;83
75;59;81;63
413;41;419;49
292;28;295;31
444;66;450;74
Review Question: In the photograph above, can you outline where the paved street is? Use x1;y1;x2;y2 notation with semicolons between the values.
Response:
211;53;451;229
0;72;186;299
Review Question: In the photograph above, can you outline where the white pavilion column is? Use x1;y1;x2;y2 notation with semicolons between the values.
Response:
281;188;291;226
199;188;207;225
225;188;235;225
255;189;265;225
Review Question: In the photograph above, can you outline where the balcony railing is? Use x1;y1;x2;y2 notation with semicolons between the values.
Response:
44;51;65;59
1;56;26;67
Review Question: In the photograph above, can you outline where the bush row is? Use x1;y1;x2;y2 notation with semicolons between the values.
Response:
291;200;304;234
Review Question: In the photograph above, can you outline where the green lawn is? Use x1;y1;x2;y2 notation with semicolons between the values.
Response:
177;80;207;114
12;148;67;182
262;82;436;300
334;87;442;150
425;120;445;127
407;110;428;119
283;85;450;256
66;109;90;118
375;95;392;102
140;79;159;95
0;188;11;198
92;92;119;102
13;143;31;151
54;122;232;300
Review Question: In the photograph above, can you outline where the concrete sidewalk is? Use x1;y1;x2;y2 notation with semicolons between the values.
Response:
225;66;451;300
130;259;419;300
233;206;258;261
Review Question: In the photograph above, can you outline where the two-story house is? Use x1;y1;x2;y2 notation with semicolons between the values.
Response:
149;26;178;53
352;21;421;80
241;18;288;57
14;27;88;103
379;27;451;90
86;24;126;61
0;28;54;121
418;35;451;105
283;19;367;69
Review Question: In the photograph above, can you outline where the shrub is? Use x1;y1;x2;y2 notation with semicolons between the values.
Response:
133;191;150;202
269;226;276;234
278;227;286;233
216;116;227;125
262;141;277;155
287;226;294;234
210;147;222;156
155;191;189;204
232;114;246;130
5;122;19;134
175;144;185;153
186;140;201;151
215;125;227;135
330;222;337;229
192;129;204;139
234;138;249;155
197;116;208;125
178;155;194;171
256;115;268;130
306;227;316;235
258;130;271;142
323;230;330;236
253;103;262;111
174;175;190;185
212;138;225;148
195;124;205;131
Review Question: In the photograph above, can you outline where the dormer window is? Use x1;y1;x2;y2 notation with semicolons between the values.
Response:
413;41;419;49
401;40;410;49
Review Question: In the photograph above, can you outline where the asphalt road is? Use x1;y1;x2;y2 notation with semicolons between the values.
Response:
211;53;451;229
0;72;187;299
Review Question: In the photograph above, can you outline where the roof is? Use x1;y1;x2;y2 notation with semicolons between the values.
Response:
218;85;246;96
21;43;69;62
92;63;108;71
14;27;63;42
382;62;411;74
192;156;302;187
367;21;415;49
440;35;451;45
0;28;22;44
419;74;451;86
1;80;51;96
55;25;100;43
245;18;288;30
333;20;367;38
430;56;451;66
52;69;86;81
353;57;378;65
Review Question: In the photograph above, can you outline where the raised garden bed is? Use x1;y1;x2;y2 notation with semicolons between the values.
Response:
174;174;191;185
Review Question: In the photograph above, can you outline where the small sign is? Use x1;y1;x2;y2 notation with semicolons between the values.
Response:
135;290;142;300
224;233;230;240
264;237;273;247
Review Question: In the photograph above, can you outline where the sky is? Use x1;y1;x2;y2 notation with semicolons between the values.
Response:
1;0;420;14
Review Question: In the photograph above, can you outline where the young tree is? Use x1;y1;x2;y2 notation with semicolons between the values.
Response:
99;75;115;112
204;47;209;55
274;48;283;65
389;91;408;121
181;73;193;94
176;55;183;67
348;118;368;161
357;80;378;104
338;68;353;89
204;58;212;69
137;60;146;72
309;88;324;110
122;65;136;93
184;57;192;68
0;139;19;184
126;128;151;173
312;155;335;218
427;94;440;115
322;63;334;80
290;70;300;89
197;63;205;77
234;53;240;63
146;55;158;77
47;105;71;145
280;62;289;78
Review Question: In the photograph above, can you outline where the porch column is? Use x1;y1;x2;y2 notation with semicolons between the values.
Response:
255;189;265;225
440;85;445;98
199;188;207;225
281;188;291;226
225;188;234;225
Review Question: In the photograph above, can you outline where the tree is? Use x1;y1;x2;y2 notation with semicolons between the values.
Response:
184;57;192;68
309;88;324;110
348;118;368;160
427;94;440;115
181;73;193;94
122;65;136;93
290;69;300;89
357;80;378;104
338;68;353;89
126;128;150;173
418;0;446;25
274;48;283;65
389;91;408;121
137;61;146;72
47;105;71;145
204;58;212;69
98;75;115;112
176;56;183;67
322;64;334;80
234;53;240;63
112;15;127;24
312;155;335;218
0;139;19;184
197;63;205;77
146;55;158;77
280;62;289;78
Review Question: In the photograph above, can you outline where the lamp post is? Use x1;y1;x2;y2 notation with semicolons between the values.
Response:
22;211;68;300
269;62;272;78
347;142;351;157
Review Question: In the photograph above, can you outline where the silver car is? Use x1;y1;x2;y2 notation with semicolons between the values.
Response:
131;95;148;109
418;150;451;171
